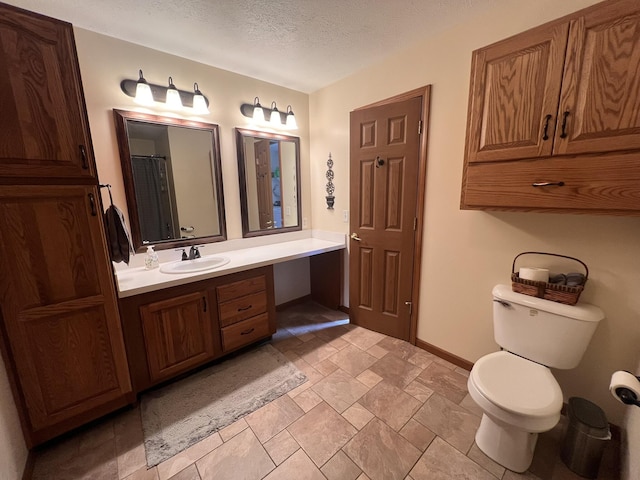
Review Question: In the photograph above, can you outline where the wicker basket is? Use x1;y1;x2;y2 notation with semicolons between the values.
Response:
511;252;588;305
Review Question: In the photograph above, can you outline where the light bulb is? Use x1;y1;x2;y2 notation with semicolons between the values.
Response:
165;77;182;110
192;82;209;114
285;105;297;130
134;69;154;106
270;101;281;125
252;97;265;124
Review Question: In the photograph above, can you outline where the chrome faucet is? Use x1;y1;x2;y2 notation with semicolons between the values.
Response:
188;245;201;260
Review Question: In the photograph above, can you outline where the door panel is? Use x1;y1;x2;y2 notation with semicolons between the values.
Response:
349;96;422;340
555;9;640;154
0;4;95;179
466;22;569;162
255;140;274;229
140;291;215;383
0;185;131;431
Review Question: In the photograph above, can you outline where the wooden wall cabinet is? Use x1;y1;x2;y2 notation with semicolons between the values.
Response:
119;266;276;393
0;4;132;447
462;0;640;214
0;4;96;181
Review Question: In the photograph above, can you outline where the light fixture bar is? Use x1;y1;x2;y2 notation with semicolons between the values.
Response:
120;78;209;109
240;101;296;128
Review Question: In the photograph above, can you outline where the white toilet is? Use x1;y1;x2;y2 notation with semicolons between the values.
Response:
468;284;604;473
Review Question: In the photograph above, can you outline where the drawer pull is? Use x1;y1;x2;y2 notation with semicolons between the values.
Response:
560;111;570;139
532;181;565;187
240;327;255;335
542;114;552;140
237;305;252;312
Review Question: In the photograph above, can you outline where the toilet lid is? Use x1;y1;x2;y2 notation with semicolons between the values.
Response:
471;351;563;417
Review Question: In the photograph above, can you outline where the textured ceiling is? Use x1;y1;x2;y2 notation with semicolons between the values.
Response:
6;0;500;93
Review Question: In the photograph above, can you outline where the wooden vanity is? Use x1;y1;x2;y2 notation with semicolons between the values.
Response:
115;235;344;394
119;266;276;393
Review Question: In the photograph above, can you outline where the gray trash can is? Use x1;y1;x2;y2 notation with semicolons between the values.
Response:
561;397;611;479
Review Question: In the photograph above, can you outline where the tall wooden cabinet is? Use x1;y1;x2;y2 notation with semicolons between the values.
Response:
461;0;640;214
0;3;132;447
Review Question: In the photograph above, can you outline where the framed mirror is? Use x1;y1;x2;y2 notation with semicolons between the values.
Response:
113;109;226;252
235;128;301;237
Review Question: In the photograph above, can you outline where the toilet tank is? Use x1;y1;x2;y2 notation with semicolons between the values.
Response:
492;284;604;369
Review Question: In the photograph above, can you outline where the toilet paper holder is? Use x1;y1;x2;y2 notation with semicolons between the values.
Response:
612;371;640;408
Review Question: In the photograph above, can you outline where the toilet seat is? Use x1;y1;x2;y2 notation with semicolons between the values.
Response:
468;351;562;432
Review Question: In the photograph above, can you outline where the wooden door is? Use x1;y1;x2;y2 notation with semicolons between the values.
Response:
0;4;96;180
465;22;569;163
254;140;274;229
349;96;422;340
0;185;131;436
554;3;640;155
140;291;216;383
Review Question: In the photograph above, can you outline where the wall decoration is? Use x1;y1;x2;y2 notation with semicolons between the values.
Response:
325;153;335;209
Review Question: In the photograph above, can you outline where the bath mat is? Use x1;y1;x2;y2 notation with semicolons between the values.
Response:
140;343;307;467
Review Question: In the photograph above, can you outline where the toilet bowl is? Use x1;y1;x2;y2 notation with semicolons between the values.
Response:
468;351;563;472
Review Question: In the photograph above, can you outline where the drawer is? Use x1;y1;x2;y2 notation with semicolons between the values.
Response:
216;275;266;303
462;154;640;213
218;291;267;327
221;313;271;352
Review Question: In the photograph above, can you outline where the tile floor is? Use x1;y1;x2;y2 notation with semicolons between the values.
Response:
28;302;621;480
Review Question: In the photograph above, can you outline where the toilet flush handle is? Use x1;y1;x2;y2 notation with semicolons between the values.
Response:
493;299;510;307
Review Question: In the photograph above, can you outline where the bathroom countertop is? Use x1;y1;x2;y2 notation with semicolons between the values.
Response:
115;236;346;298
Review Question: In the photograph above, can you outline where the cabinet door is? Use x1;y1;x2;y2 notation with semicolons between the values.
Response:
140;292;215;383
0;4;96;179
0;185;131;437
555;3;640;155
465;22;568;162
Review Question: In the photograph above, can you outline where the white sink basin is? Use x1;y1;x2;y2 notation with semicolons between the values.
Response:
160;255;230;274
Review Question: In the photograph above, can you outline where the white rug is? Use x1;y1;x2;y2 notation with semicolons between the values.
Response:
140;343;307;466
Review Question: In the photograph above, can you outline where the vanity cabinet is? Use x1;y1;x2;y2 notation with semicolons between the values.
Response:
0;3;96;181
461;0;640;214
0;4;132;447
119;266;276;393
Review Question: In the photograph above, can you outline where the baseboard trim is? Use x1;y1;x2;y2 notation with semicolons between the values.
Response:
275;294;312;311
415;339;474;372
338;305;349;314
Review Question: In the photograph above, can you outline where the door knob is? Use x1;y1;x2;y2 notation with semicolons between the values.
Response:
350;233;362;241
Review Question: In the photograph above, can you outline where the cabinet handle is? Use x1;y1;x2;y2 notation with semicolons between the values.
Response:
542;114;552;140
560;111;570;138
237;305;252;312
203;296;207;312
88;193;97;216
532;181;565;187
79;145;89;169
240;328;255;335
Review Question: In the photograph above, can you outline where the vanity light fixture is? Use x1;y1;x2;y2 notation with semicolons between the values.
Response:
192;83;209;114
240;98;298;130
165;77;183;110
134;70;154;106
120;70;210;113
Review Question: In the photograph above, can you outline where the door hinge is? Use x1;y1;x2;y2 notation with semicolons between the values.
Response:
405;301;413;315
418;120;422;135
413;217;418;230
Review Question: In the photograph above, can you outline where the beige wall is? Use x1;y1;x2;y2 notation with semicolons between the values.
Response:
309;0;640;428
72;28;310;243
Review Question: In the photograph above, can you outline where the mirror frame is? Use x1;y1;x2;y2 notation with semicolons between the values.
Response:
113;109;226;252
235;127;302;238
